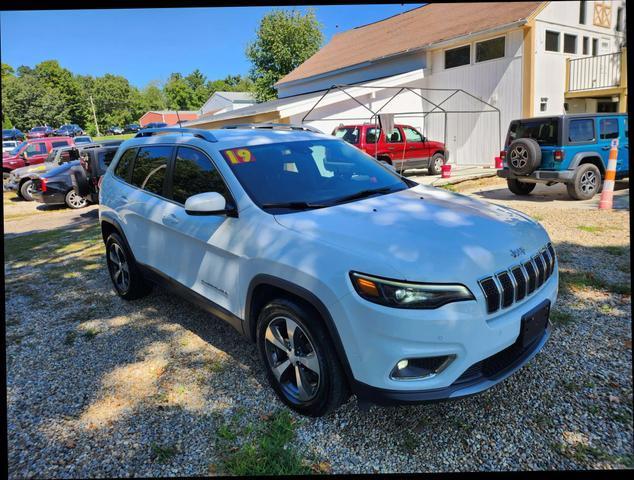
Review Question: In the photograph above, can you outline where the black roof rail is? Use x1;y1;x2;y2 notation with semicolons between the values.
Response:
135;127;217;142
222;123;323;134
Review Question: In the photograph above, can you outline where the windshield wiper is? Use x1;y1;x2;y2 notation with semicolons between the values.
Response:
260;201;329;210
328;186;397;205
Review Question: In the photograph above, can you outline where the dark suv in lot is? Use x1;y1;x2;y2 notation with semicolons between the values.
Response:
498;113;629;200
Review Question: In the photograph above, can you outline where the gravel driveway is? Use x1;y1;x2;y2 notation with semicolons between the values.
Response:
5;178;632;476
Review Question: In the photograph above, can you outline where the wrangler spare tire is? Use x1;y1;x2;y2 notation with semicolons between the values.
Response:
507;138;541;176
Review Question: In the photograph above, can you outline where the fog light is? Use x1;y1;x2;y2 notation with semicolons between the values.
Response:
390;355;455;380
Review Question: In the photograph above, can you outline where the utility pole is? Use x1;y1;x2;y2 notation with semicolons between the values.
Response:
89;95;101;137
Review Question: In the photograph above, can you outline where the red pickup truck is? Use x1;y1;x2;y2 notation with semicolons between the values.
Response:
333;124;447;175
3;136;75;177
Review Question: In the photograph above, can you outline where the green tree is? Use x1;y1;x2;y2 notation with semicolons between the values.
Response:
141;81;167;111
164;72;196;110
246;9;322;102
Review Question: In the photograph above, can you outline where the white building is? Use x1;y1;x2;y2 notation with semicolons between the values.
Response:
185;1;627;165
199;91;255;116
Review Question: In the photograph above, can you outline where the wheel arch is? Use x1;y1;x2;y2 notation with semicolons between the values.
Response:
100;217;139;264
569;152;605;176
245;274;355;388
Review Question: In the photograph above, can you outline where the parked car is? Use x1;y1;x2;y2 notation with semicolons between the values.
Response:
31;160;88;209
27;126;54;138
124;123;141;133
333;124;448;175
498;113;629;200
99;125;557;416
70;142;122;203
3;136;75;177
54;124;83;137
3;140;19;154
141;122;168;129
74;135;93;145
3;128;25;141
7;145;78;200
106;126;124;135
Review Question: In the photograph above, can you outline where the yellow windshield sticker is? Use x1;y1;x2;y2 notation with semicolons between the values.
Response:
222;148;255;165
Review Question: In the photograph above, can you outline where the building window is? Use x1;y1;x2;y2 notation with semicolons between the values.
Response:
616;7;623;32
545;30;560;52
568;119;595;143
445;45;470;69
475;36;505;62
592;38;598;56
582;36;589;55
579;0;586;24
564;34;577;54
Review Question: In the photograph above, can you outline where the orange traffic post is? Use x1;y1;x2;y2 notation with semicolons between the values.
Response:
598;139;619;210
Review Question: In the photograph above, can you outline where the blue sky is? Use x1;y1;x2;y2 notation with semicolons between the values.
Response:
0;4;423;88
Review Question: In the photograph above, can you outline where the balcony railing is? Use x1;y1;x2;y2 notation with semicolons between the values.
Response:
567;51;622;92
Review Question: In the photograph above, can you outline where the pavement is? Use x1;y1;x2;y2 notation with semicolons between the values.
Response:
405;165;498;186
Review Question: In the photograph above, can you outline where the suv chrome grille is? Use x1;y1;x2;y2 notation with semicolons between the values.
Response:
479;243;556;314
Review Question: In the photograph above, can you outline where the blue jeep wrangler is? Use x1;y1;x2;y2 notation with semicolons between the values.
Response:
498;113;629;200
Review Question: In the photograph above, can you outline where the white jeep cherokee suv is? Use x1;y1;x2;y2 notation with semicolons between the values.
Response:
99;125;558;417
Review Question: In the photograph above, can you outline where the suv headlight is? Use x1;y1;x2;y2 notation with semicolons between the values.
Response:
350;272;474;309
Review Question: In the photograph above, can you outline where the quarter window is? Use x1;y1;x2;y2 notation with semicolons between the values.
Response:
568;119;595;143
600;118;619;140
445;45;470;69
51;140;69;148
130;146;171;196
402;127;423;142
475;37;505;62
114;148;137;181
171;147;231;205
545;31;559;52
563;34;577;54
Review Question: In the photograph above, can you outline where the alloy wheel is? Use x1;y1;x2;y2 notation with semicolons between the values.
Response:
264;316;321;403
580;170;597;194
67;191;87;208
108;243;131;293
510;146;528;169
434;157;444;171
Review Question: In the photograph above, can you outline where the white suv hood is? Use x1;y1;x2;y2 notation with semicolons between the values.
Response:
274;184;550;282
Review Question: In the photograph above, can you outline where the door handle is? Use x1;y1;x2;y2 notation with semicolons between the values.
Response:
388;146;396;150
162;213;179;226
601;146;610;150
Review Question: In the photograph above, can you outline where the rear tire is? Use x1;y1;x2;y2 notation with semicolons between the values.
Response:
20;180;35;201
65;190;87;209
566;163;601;200
508;138;542;176
105;232;152;300
428;153;445;175
257;298;350;417
507;178;536;195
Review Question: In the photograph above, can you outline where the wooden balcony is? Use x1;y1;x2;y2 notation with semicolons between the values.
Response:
566;48;627;98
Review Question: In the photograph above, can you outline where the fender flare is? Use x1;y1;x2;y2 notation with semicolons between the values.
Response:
568;152;605;173
245;273;356;387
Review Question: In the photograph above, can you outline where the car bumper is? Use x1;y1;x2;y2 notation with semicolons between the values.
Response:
335;267;558;403
31;189;66;205
497;168;575;183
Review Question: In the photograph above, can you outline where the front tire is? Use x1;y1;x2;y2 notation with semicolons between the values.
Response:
20;180;36;201
566;163;601;200
105;232;152;300
507;178;536;195
65;190;88;209
428;153;445;175
257;298;349;417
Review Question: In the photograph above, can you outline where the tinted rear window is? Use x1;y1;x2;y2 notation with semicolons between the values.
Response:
568;119;595;143
114;148;138;181
508;119;559;146
130;146;171;196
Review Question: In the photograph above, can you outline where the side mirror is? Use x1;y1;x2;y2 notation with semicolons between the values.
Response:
185;192;236;216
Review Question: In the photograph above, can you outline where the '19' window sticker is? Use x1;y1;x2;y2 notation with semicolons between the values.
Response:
221;147;256;165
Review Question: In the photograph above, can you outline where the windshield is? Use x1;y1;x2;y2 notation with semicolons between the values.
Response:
508;118;559;146
221;139;408;213
9;141;27;155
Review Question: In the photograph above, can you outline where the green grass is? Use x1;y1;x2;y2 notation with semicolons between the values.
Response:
92;133;135;142
150;442;179;463
602;246;628;256
63;331;76;346
217;410;312;476
438;184;458;192
559;271;631;296
550;309;574;326
82;328;100;340
401;431;419;453
576;225;604;233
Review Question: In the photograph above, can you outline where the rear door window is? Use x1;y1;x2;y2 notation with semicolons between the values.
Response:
568;119;595;143
170;147;232;205
385;128;403;143
333;127;359;145
130;146;172;196
402;127;423;142
114;148;138;182
599;118;619;139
